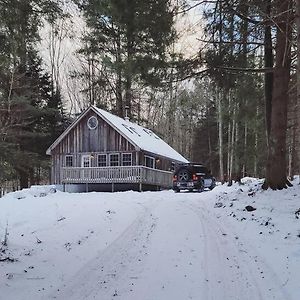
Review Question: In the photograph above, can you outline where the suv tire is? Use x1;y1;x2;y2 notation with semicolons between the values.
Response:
177;167;191;182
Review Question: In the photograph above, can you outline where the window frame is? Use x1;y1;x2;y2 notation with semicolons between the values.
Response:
144;155;155;169
109;153;120;166
122;153;132;166
87;116;98;130
81;155;91;168
65;155;73;167
97;154;107;167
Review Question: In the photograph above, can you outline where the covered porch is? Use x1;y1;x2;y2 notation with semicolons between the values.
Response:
61;166;173;191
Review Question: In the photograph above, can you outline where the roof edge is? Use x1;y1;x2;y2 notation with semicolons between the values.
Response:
46;105;188;164
46;106;93;155
93;106;141;152
46;105;141;155
142;149;189;164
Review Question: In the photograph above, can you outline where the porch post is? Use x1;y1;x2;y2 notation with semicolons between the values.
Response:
139;166;143;192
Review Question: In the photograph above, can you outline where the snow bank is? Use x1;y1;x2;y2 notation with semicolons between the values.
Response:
0;189;156;299
209;178;300;299
4;185;57;200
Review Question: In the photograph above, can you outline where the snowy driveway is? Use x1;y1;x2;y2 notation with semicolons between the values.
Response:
52;193;292;300
1;183;299;300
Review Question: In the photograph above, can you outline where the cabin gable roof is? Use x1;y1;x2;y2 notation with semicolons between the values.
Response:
46;106;189;163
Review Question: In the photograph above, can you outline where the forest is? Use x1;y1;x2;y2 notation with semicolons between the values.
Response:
0;0;299;192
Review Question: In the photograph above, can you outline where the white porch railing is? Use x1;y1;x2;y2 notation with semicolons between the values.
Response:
61;166;172;187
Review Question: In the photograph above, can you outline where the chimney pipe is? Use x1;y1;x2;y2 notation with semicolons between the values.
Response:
125;105;130;121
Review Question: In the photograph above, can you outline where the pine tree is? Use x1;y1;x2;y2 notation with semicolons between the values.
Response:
74;0;176;118
0;0;65;188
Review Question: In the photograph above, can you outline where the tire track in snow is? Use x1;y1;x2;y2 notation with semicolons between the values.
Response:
125;199;209;300
49;196;210;300
185;199;292;300
181;199;260;300
47;200;159;300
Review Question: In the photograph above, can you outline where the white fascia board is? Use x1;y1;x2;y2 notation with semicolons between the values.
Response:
92;106;141;152
46;107;92;155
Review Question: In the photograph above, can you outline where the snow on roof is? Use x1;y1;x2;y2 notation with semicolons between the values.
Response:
93;106;189;163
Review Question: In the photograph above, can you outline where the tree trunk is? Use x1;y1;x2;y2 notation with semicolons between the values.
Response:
217;91;224;183
116;33;123;117
228;100;236;186
125;4;135;119
208;128;213;173
263;0;292;190
19;170;29;189
254;105;259;177
295;0;300;181
124;69;132;118
264;0;274;142
242;122;247;177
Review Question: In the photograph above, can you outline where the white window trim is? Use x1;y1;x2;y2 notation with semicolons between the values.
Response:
97;154;107;167
122;153;132;166
144;155;155;169
81;155;91;168
109;153;120;166
65;155;73;167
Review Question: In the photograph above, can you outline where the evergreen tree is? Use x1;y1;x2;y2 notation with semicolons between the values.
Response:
74;0;176;118
0;0;66;189
202;0;266;183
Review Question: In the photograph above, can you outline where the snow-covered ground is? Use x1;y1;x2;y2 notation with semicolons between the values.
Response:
1;179;300;300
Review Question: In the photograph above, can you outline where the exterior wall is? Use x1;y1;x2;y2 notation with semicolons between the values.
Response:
51;110;136;184
140;151;174;171
49;109;177;187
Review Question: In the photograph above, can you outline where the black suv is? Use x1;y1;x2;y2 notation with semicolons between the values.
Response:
172;163;216;192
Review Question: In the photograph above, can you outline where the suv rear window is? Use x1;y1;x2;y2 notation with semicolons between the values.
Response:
194;166;208;174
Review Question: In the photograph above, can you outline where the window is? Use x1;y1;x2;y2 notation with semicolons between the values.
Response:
98;154;107;167
144;155;155;169
109;154;119;166
143;128;160;140
87;116;98;130
82;155;91;168
129;127;141;137
122;124;134;134
122;124;141;136
171;162;175;172
65;155;73;167
122;153;132;166
194;166;208;175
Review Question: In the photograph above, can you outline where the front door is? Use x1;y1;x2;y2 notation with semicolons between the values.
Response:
81;155;91;180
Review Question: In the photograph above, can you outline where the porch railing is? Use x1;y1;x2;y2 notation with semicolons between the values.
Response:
61;166;172;187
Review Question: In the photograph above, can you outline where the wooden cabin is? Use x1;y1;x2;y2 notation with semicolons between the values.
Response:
46;106;189;192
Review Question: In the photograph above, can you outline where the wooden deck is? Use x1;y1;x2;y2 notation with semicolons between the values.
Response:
61;166;173;188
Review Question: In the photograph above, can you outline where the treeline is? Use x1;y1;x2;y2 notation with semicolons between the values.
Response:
0;0;299;191
147;0;299;190
0;0;68;191
190;0;300;190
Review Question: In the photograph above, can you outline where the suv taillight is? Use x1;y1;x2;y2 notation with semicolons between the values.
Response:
192;174;198;180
